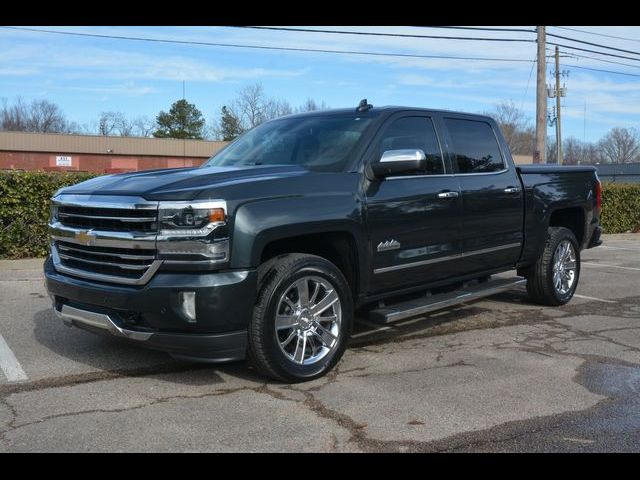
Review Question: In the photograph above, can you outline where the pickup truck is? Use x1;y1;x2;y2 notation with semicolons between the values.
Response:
44;102;603;382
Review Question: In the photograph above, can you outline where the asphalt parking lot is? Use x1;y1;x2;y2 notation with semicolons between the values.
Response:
1;233;639;452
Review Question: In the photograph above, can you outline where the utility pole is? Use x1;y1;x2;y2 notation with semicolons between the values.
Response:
582;100;586;165
535;26;546;164
547;49;568;165
182;80;186;165
555;46;562;165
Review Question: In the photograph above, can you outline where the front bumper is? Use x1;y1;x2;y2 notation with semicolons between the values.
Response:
44;256;257;362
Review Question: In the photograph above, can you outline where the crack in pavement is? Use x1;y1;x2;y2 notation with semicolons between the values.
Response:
2;387;253;437
348;360;475;379
0;362;219;397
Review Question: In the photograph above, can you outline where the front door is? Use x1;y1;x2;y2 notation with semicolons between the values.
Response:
364;114;463;294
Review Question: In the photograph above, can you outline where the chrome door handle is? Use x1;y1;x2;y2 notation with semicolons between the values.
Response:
437;191;459;199
504;187;521;194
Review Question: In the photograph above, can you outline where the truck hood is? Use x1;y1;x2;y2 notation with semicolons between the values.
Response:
58;165;309;200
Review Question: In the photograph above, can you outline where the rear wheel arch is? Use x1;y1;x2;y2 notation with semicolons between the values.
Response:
547;206;586;248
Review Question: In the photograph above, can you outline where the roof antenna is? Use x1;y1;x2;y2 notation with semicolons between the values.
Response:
356;98;373;112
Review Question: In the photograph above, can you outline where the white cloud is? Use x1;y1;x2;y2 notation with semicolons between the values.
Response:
73;82;159;96
0;42;308;83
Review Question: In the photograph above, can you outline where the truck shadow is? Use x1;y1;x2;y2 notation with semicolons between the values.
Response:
31;308;263;386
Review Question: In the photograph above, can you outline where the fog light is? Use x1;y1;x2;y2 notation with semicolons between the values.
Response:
178;291;197;323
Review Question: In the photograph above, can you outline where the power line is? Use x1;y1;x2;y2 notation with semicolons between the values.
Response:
552;49;640;70
553;26;640;44
520;56;537;111
10;26;639;79
563;64;640;78
238;26;535;42
547;41;640;63
0;26;535;63
547;31;640;57
415;26;536;33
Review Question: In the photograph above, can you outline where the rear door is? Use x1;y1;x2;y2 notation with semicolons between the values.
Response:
441;115;524;273
364;113;463;293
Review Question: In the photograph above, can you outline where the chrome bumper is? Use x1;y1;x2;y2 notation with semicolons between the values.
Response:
54;303;153;341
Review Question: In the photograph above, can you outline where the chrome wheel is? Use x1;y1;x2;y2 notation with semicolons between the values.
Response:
552;240;577;295
275;275;342;365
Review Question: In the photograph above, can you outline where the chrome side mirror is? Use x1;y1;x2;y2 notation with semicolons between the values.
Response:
371;149;427;178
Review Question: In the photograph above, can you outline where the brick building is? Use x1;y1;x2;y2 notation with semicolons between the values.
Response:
0;131;228;173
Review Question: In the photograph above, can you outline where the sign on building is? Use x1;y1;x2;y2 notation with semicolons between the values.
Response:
56;155;73;167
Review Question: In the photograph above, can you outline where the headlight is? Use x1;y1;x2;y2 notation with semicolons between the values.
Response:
158;200;226;237
156;200;229;265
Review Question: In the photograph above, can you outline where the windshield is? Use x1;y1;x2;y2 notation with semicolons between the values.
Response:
204;115;373;172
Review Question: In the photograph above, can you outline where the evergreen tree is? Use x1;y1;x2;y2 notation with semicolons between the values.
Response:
153;99;205;139
220;105;244;141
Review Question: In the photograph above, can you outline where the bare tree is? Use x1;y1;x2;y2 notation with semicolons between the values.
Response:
1;98;28;131
27;100;68;133
598;127;640;164
116;117;135;136
98;111;121;136
98;111;139;136
233;83;267;129
131;116;154;137
563;137;583;165
296;98;329;113
584;142;603;165
216;84;330;133
1;98;69;133
484;101;534;155
264;98;293;121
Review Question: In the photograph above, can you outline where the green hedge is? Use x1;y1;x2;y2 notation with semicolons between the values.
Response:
1;171;639;259
0;171;97;258
600;182;640;234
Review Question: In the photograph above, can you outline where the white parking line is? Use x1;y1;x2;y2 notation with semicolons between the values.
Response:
573;294;616;304
583;262;640;272
0;334;28;382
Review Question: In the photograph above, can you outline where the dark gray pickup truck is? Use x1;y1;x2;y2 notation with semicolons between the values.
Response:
44;102;602;381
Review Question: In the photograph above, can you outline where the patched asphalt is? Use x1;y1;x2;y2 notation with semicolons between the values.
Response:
1;234;639;452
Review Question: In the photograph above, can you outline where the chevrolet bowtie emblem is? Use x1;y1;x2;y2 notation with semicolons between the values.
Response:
75;230;96;246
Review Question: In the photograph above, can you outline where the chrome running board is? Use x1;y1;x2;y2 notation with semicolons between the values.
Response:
368;277;526;324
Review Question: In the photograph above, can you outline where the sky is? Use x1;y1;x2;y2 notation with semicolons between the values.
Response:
2;25;640;142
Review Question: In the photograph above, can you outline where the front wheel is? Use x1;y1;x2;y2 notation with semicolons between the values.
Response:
525;226;581;306
248;253;353;382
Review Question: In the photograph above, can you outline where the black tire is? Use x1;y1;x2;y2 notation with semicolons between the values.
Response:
525;226;581;306
248;253;353;382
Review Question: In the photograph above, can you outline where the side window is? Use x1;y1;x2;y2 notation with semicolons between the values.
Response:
444;118;505;174
378;117;444;175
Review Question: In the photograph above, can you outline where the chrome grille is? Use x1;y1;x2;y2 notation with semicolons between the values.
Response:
50;195;161;285
55;241;156;280
57;205;157;233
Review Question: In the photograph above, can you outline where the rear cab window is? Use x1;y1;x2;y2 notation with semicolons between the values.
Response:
444;118;506;174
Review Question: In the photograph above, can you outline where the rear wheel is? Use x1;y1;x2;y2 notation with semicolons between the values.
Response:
525;226;580;306
248;253;353;382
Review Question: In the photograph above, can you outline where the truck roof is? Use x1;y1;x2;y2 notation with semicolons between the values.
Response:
278;106;494;123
